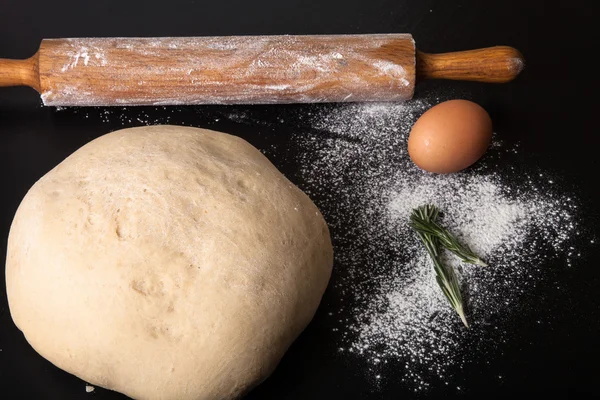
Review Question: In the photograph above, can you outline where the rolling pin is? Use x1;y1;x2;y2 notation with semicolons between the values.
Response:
0;34;524;106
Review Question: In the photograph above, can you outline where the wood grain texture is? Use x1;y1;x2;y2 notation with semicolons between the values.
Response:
37;35;416;106
416;46;524;83
0;56;39;90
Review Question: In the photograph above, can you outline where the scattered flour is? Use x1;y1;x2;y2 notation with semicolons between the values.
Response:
289;99;581;389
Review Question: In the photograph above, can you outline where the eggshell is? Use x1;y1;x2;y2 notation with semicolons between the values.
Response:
408;100;493;173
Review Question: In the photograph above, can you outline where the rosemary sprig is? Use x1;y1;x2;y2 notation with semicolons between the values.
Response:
410;205;468;328
410;207;487;266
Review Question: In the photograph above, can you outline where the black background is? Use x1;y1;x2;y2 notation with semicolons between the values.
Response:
1;0;599;399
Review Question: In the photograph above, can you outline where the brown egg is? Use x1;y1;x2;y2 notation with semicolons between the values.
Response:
408;100;493;173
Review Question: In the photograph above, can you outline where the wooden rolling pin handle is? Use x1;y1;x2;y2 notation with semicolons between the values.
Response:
0;56;40;90
417;46;524;83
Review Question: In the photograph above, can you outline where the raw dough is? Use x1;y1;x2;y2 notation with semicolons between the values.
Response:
6;125;333;400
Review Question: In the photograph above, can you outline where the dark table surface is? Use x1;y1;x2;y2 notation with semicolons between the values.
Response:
1;0;598;398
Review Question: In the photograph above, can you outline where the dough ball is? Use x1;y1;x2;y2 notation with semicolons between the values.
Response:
6;125;333;400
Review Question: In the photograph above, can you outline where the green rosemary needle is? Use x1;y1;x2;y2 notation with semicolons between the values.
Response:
410;205;469;328
409;206;487;267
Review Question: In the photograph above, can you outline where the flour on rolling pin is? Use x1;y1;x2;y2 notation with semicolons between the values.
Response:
38;35;415;106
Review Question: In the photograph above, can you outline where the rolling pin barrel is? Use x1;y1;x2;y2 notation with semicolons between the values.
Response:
37;35;417;106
